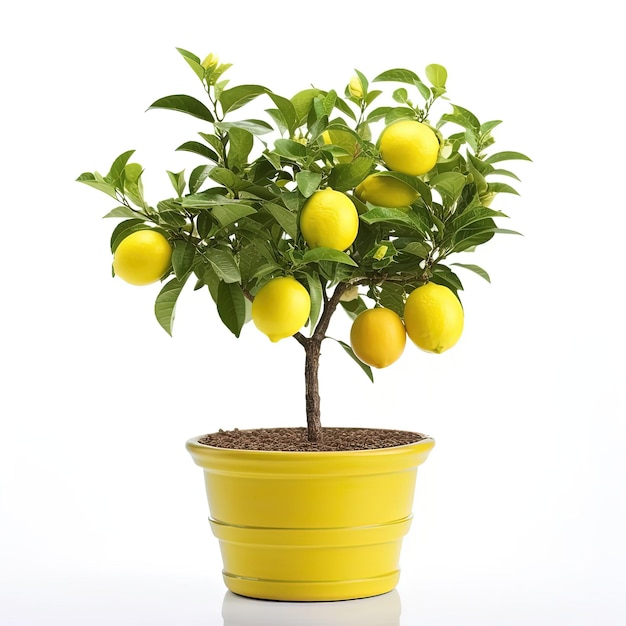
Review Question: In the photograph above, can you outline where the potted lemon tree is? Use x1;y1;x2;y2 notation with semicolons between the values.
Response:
77;49;528;601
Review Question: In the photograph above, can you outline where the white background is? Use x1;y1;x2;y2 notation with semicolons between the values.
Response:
1;1;625;624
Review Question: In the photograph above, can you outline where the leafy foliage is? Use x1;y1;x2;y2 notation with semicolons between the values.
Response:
77;49;529;378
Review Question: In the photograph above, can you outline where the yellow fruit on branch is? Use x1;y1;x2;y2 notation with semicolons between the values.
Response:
300;188;359;251
251;276;311;342
355;173;419;208
379;119;439;176
348;75;364;99
112;229;172;286
350;307;407;368
403;282;464;354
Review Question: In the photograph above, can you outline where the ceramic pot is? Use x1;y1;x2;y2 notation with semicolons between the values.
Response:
186;429;434;602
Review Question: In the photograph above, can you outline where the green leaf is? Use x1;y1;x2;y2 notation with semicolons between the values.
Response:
102;206;145;219
106;150;135;188
266;93;297;135
378;282;405;317
211;204;256;227
148;95;214;123
336;339;374;382
204;247;241;283
176;47;205;81
158;210;187;228
123;162;146;207
366;106;393;123
360;207;427;234
290;88;322;125
167;170;186;197
305;273;323;335
401;241;430;257
392;88;409;103
452;263;491;283
452;218;497;252
430;172;466;207
217;281;246;337
425;64;447;88
273;138;307;159
449;206;507;232
372;68;430;99
487;182;520;195
296;171;322;198
215;118;274;135
172;240;196;280
219;84;268;114
176;141;219;162
373;68;421;85
265;202;298;239
340;296;367;321
189;165;212;194
154;277;186;336
485;151;532;164
327;156;373;191
301;247;358;266
480;119;502;134
76;174;119;200
227;126;254;170
431;265;463;292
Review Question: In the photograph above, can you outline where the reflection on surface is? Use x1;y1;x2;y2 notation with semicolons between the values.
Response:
221;588;401;626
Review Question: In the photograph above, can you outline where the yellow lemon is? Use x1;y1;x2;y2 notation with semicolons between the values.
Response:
350;307;407;368
112;229;172;286
300;188;359;251
379;120;439;176
348;75;364;99
251;276;311;342
403;282;464;353
355;173;419;208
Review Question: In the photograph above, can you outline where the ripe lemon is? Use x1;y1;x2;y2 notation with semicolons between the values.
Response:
113;229;172;286
403;282;464;353
355;173;419;208
251;276;311;342
300;188;359;251
350;307;407;368
379;120;439;176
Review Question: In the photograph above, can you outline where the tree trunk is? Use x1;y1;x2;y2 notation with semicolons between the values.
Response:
304;339;323;442
300;281;350;443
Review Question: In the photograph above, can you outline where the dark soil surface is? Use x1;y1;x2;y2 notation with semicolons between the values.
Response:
197;427;428;452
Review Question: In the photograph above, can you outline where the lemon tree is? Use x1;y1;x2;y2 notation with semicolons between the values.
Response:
77;49;529;442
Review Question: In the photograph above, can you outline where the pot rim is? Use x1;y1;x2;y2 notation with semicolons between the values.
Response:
186;426;434;457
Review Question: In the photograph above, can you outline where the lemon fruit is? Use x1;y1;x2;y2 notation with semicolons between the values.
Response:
350;307;407;368
379;120;439;176
300;188;359;251
113;229;172;286
403;282;464;353
355;173;419;208
251;276;311;342
348;75;364;99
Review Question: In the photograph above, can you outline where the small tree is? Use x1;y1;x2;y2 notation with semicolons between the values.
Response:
77;49;529;443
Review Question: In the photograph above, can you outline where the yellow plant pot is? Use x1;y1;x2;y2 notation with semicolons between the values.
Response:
186;429;434;602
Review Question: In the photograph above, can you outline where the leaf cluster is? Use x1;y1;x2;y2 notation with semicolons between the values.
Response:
77;49;529;376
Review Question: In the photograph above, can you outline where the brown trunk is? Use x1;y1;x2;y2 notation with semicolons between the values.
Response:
299;281;350;443
304;339;323;442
